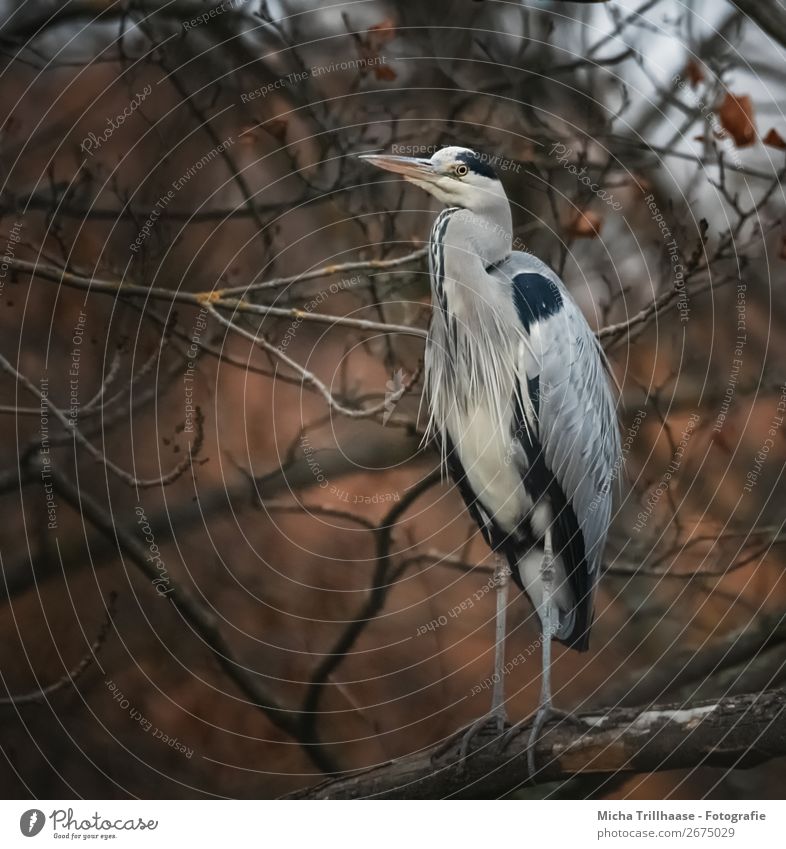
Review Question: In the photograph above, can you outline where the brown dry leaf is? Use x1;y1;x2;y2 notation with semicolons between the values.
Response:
374;64;397;81
763;128;786;150
361;17;396;77
566;209;603;238
368;18;396;45
717;92;757;147
265;118;288;142
683;58;705;88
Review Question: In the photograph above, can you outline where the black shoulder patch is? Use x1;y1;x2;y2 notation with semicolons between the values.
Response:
511;273;563;332
455;150;497;180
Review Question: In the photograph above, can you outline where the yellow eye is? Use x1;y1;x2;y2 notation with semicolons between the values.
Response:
455;164;469;177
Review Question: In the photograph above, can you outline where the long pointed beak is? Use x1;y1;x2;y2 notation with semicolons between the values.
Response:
358;153;437;182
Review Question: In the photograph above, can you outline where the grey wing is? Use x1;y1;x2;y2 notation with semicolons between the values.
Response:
537;302;620;578
495;253;621;578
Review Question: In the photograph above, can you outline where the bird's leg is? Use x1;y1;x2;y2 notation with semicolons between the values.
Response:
527;525;555;778
489;555;510;728
454;556;510;760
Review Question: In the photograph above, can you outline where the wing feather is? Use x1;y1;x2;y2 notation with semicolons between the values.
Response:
492;254;621;648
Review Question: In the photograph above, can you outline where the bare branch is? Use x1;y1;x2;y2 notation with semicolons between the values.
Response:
0;350;204;490
299;469;443;740
6;258;428;340
730;0;786;51
48;467;340;776
0;592;117;706
291;689;786;798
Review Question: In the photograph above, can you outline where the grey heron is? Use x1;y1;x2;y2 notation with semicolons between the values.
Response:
360;146;621;774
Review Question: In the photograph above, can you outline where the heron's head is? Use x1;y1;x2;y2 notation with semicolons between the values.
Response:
359;146;507;212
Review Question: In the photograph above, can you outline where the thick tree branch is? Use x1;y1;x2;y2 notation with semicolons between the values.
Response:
730;0;786;51
290;689;786;798
0;0;253;44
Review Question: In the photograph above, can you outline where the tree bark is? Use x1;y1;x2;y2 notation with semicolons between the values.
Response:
289;689;786;798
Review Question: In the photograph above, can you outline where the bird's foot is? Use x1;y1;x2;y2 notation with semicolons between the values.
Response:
526;704;587;781
433;706;510;767
458;707;509;760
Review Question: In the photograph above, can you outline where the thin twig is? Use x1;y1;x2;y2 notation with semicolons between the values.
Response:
0;592;117;706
